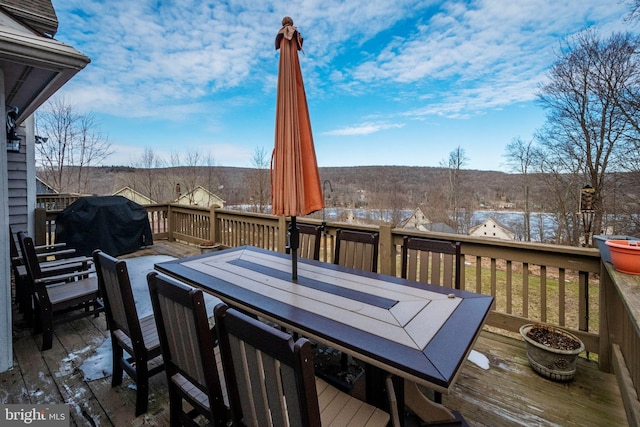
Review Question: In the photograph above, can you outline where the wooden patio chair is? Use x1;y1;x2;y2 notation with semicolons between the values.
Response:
326;229;381;380
18;231;102;351
287;223;322;260
400;235;462;407
9;226;81;319
333;228;379;272
214;303;399;427
401;236;462;289
93;250;164;416
147;272;229;427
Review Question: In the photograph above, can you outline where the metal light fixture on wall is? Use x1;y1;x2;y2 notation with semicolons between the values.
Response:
6;106;20;152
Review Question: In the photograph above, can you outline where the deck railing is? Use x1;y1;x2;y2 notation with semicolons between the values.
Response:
600;264;640;425
34;201;640;420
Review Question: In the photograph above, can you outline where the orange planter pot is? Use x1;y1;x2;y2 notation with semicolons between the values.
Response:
605;239;640;275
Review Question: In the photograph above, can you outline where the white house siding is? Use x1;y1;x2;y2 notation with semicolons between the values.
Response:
469;217;515;241
8;119;32;232
113;186;155;205
176;186;225;208
3;114;36;373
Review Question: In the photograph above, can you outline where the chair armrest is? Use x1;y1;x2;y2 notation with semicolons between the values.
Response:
36;248;77;260
40;260;93;278
35;242;67;252
34;268;96;286
42;256;93;268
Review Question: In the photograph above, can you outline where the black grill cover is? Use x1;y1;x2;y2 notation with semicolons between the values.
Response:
55;196;153;256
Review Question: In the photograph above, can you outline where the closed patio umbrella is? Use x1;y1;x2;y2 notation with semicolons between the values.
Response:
272;16;324;280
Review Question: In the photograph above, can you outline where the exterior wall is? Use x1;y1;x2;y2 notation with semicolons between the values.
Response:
25;115;36;237
2;89;34;373
469;218;515;240
113;187;155;205
5;121;33;231
177;187;224;208
401;208;430;229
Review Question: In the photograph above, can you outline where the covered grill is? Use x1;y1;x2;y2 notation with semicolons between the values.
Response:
55;196;153;256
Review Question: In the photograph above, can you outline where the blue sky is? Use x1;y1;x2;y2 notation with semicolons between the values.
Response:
50;0;632;171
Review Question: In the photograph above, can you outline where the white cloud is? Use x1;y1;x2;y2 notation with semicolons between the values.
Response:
324;122;404;136
55;0;628;120
50;0;633;171
104;141;252;168
52;0;441;117
346;0;629;117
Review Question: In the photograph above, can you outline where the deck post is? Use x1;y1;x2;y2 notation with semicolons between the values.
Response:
278;216;287;253
34;207;47;245
210;206;218;243
599;262;611;372
167;204;174;242
378;224;394;276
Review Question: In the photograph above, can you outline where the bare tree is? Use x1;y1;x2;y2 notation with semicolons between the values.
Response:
440;146;469;232
202;154;223;207
131;147;166;203
536;30;640;245
504;137;541;241
35;98;112;193
421;180;451;228
533;140;584;245
247;146;270;213
182;151;205;204
367;184;408;226
624;0;640;24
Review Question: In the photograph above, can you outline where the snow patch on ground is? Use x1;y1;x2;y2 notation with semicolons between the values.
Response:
468;350;490;370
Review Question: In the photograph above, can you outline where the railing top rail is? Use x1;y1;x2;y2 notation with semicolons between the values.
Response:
213;208;277;220
394;228;600;256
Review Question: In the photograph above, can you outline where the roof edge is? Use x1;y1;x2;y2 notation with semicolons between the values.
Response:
0;4;57;37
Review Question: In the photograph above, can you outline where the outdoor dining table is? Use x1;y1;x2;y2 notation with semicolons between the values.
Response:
154;245;493;425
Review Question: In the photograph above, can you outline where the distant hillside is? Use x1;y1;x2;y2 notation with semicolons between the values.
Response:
42;165;637;215
57;165;532;209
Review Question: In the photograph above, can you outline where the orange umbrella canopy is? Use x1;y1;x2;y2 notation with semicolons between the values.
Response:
271;17;324;217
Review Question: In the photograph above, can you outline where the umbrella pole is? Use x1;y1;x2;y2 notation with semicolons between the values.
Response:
289;216;299;281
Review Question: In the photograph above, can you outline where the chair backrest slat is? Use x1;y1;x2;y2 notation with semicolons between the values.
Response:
107;267;130;332
227;334;251;413
333;229;379;273
94;251;140;339
159;289;206;386
280;361;301;425
402;236;462;289
296;223;322;261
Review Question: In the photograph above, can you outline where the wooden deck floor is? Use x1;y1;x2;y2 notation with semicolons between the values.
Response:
2;241;629;426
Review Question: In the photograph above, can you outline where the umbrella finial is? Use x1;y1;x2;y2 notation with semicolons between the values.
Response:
282;16;293;26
